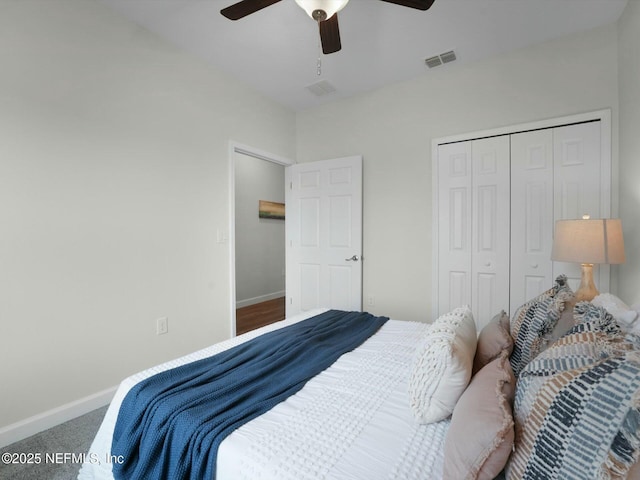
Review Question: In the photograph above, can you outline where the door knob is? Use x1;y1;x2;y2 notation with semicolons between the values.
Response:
345;255;360;262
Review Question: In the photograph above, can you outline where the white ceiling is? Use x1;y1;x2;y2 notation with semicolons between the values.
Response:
98;0;628;112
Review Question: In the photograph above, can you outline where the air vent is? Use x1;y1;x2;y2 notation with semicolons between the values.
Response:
440;50;457;64
305;79;337;97
425;55;442;68
425;50;457;68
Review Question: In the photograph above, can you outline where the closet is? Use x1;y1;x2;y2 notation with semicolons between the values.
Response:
433;111;611;331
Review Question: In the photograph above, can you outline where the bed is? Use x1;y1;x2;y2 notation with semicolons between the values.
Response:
78;309;450;480
78;277;640;480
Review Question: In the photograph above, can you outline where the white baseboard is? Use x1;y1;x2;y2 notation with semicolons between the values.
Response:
0;386;116;449
236;290;285;309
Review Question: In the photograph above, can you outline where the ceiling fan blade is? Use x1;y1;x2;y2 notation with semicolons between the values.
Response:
319;13;341;54
378;0;435;10
221;0;282;20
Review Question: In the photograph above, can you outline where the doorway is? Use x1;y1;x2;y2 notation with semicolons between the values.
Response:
229;142;293;337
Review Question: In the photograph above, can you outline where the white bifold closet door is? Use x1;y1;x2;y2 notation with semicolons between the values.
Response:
510;121;603;311
510;129;555;308
435;112;610;327
437;136;510;331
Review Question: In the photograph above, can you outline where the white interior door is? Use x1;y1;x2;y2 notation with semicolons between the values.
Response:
286;156;363;316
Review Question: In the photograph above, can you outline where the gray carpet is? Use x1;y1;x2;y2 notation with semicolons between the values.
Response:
0;406;108;480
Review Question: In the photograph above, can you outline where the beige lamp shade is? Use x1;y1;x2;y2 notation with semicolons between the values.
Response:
551;217;625;265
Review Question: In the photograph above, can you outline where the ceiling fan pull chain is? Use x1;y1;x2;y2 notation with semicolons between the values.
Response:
317;37;322;76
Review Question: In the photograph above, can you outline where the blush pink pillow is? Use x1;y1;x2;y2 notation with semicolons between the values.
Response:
444;350;515;480
472;311;513;375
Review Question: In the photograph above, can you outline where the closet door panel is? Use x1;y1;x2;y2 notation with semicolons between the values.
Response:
553;122;601;219
435;113;609;323
553;121;602;291
471;136;510;330
437;142;472;315
510;129;554;313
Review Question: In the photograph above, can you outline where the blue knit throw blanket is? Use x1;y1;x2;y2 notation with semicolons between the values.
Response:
111;309;388;480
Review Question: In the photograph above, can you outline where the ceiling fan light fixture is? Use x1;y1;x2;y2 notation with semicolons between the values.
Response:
295;0;349;21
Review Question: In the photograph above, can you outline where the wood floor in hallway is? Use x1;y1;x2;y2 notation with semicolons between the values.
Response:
236;297;286;335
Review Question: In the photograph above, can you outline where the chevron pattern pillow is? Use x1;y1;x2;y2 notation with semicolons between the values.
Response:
506;303;640;480
509;275;574;377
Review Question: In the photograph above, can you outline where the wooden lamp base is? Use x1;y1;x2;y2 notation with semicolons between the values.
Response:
574;263;599;302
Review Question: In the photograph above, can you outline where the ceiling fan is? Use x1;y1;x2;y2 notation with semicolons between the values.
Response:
221;0;435;54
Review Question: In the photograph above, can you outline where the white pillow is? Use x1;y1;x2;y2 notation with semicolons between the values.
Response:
409;306;477;424
592;293;639;330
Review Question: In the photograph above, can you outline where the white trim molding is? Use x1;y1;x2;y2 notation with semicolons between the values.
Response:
236;290;286;309
0;387;116;449
228;141;294;338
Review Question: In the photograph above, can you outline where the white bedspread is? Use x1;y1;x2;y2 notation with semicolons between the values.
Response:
78;309;449;480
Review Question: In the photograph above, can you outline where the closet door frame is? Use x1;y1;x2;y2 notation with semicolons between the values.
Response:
431;109;612;320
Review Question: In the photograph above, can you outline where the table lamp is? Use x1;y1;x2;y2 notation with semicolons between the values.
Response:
551;215;625;302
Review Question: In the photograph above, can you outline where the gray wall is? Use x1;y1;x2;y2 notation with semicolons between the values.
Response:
235;154;285;306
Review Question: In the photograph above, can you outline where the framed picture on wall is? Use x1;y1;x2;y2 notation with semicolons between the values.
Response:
258;200;285;220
